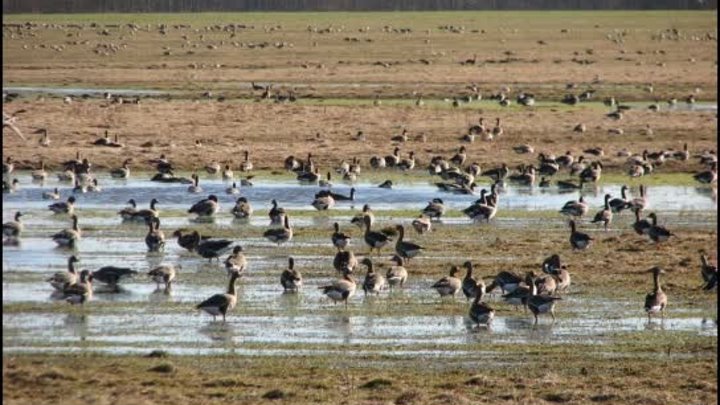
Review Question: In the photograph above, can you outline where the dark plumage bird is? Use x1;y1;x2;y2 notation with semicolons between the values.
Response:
431;266;462;298
263;215;293;245
699;250;717;291
148;264;178;292
231;197;253;219
197;239;234;263
644;267;667;321
188;194;219;217
331;222;351;251
486;271;524;295
361;258;386;296
468;288;495;327
632;210;652;236
196;271;241;323
224;245;247;275
333;250;358;274
281;257;303;292
395;224;424;261
92;266;138;291
49;196;76;215
646;213;674;245
461;261;484;301
422;198;445;220
363;215;392;254
590;194;613;231
145;217;165;252
526;274;562;325
268;199;286;225
568;220;593;250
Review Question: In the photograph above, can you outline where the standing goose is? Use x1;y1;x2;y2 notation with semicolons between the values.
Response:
431;266;462;298
628;185;648;213
461;261;484;301
559;196;589;219
466;194;498;223
386;255;408;290
333;250;358;274
52;215;81;247
224;246;247;276
148;264;178;293
646;213;674;245
526;275;562;324
644;267;668;321
632;210;653;236
47;255;80;291
62;270;93;305
132;198;160;223
222;164;234;180
351;204;375;228
92;266;138;291
468;288;495;327
411;215;432;234
319;270;357;308
226;182;240;195
145;217;165;252
196;270;242;323
3;211;24;241
231;197;253;219
363;215;391;255
542;254;563;274
188;195;219;217
590;194;613;231
361;258;386;296
110;159;131;179
569;156;587;176
31;160;47;181
491;118;504;138
49;196;76;215
422;198;445;221
500;274;533;310
331;222;351;251
268;199;286;225
384;147;401;167
197;238;235;263
397;151;416;171
533;271;558;295
395;224;424;261
263;215;293;245
579;161;603;183
281;257;303;292
187;174;203;193
694;162;717;184
486;271;524;295
699;250;717;290
568;220;593;250
609;185;631;213
172;229;203;252
450;146;467;166
240;151;253;172
42;187;61;200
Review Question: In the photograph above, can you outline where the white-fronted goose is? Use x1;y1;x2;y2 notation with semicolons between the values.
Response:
699;250;717;291
646;213;674;244
609;185;630;213
47;255;80;291
469;288;495;327
461;261;485;301
386;255;408;290
63;269;93;305
568;220;593;250
132;198;160;222
224;246;247;276
555;151;575;168
3;211;23;241
363;215;391;254
331;222;351;251
411;215;432;234
240;151;253;172
52;214;81;247
422;198;445;220
590;194;613;231
320;270;357;308
491;118;504;138
145;217;165;252
110;159;131;179
432;266;462;298
395;224;424;261
351;204;374;228
172;229;203;252
231;197;253;219
559;196;589;218
187;174;203;193
148;264;178;293
188;194;219;217
281;257;303;292
501;276;532;309
263;215;293;245
49;196;76;215
508;165;536;186
644;267;667;321
694;162;717;184
42;187;60;200
222;164;234;180
92;265;138;291
196;270;241;323
361;258;386;296
526;275;562;324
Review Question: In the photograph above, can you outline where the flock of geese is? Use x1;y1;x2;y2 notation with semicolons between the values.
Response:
2;125;717;326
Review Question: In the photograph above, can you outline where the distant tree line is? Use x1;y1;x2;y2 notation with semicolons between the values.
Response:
2;0;715;13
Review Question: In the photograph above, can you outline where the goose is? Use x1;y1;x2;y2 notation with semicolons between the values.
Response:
699;250;717;291
153;154;174;174
461;261;484;301
3;211;24;241
187;174;203;193
42;187;60;200
632;210;652;236
384;147;401;167
361;258;386;296
2;178;18;193
673;143;690;161
609;185;631;213
583;147;604;157
196;238;235;263
580;161;603;183
533;271;558;295
644;266;667;321
450;146;467;166
590;194;613;231
132;198;160;222
468;288;495;327
435;181;477;194
35;128;50;146
222;164;234;180
240;176;254;187
541;254;563;275
72;178;88;194
538;159;560;177
526;275;562;324
500;273;534;309
62;269;93;305
110;159;131;178
297;167;320;184
92;266;138;291
188;194;219;217
148;264;178;292
552;267;571;293
606;110;623;120
377;180;393;189
694;162;717;184
411;215;432;234
319;172;333;188
86;179;102;193
263;215;293;245
319;270;357;308
646;213;674;244
351;204;375;228
268;199;286;225
467;162;482;177
468;117;487;136
568;220;593;250
331;222;351;251
93;130;111;146
231;197;253;219
559;196;589;218
465;195;498;224
224;246;247;276
422;198;445;220
391;128;409;143
205;161;221;175
333;249;358;274
117;199;139;221
363;215;391;254
431;266;462;298
284;155;301;172
398;151;416;171
281;257;303;292
145;217;165;252
628;185;648;213
62;151;82;172
196;270;241;323
369;155;387;169
30;160;47;181
491;118;504;138
555;151;574;168
512;144;534;154
395;224;424;260
240;150;253;172
486;271;524;295
573;123;586;133
386;255;408;290
311;194;335;211
47;255;80;291
52;214;81;247
556;178;584;191
569;156;587;176
508;165;536;186
172;229;204;252
482;163;509;181
226;182;240;195
538;177;550;187
316;187;356;202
